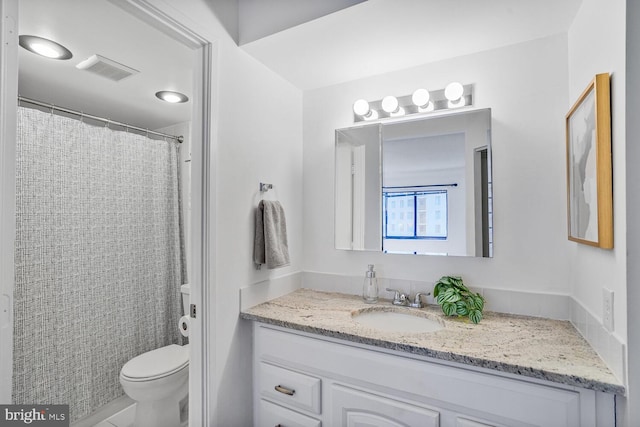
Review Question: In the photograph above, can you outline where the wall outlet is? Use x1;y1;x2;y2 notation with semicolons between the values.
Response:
602;288;614;332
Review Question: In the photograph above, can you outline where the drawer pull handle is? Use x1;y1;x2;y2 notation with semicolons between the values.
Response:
274;384;295;396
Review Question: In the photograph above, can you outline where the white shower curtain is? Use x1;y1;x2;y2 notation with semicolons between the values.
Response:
13;106;187;421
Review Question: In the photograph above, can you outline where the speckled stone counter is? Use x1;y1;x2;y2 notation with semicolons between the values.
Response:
241;288;625;395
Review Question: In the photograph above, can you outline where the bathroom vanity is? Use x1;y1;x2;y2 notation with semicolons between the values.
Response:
241;289;624;427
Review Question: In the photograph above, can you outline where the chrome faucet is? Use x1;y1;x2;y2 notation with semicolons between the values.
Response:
386;288;409;306
386;288;430;308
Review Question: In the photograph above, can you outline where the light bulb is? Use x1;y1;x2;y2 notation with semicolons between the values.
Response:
418;102;434;112
19;35;73;60
364;110;379;121
31;43;62;58
390;107;405;117
447;98;466;109
412;89;430;107
444;82;464;101
353;99;370;116
155;91;189;104
381;96;399;113
163;94;182;103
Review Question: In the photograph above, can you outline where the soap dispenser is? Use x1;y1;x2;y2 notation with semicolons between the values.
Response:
363;264;378;303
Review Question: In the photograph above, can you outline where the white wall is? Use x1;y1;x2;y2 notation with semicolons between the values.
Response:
567;0;629;422
303;34;571;294
567;0;627;367
147;2;303;426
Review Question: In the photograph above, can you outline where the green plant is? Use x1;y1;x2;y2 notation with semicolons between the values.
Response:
433;276;485;324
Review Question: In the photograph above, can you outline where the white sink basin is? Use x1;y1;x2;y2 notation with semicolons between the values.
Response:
352;308;444;333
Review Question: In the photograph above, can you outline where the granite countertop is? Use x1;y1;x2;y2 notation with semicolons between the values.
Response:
241;288;625;395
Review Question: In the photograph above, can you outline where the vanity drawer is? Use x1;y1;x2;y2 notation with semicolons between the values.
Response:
456;417;496;427
258;400;321;427
259;362;321;414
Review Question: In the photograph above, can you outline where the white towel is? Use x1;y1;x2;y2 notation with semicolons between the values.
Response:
254;200;290;269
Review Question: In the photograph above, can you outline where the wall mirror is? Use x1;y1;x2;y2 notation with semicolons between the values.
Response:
335;108;493;257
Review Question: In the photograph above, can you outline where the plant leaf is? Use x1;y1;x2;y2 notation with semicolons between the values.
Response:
438;276;452;286
455;300;469;316
442;288;461;303
433;282;446;297
442;301;457;316
465;296;476;308
473;294;485;311
450;276;462;286
469;309;483;324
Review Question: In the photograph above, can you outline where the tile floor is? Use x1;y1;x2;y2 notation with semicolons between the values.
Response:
93;401;188;427
93;404;135;427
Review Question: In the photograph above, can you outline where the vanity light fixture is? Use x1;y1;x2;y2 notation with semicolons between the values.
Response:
353;99;379;120
352;83;473;122
155;91;189;104
19;35;72;60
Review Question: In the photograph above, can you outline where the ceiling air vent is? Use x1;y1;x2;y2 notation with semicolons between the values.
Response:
76;54;139;82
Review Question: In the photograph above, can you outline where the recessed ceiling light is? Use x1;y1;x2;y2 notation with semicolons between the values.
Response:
19;35;72;60
155;91;189;104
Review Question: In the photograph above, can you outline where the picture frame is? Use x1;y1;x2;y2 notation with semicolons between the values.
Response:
565;73;613;248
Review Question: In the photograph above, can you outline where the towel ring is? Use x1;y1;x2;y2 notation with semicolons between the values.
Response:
260;182;273;193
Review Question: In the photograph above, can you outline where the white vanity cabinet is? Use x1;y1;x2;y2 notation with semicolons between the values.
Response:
252;323;615;427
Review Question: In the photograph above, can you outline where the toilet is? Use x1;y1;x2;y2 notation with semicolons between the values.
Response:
119;284;190;427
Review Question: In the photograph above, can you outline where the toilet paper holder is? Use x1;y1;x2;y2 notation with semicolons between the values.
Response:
179;316;190;337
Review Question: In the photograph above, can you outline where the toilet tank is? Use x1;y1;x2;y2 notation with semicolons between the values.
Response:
180;284;190;315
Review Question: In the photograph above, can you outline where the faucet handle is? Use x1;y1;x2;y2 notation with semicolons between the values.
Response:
385;288;408;305
385;288;401;300
409;292;430;308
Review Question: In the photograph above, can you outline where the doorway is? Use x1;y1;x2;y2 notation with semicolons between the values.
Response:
0;0;212;424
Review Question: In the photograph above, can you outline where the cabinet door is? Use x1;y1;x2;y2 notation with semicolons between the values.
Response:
331;384;439;427
258;400;321;427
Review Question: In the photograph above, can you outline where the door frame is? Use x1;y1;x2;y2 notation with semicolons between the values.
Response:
0;1;216;425
0;0;19;406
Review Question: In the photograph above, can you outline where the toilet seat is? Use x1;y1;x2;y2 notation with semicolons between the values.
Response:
121;344;189;382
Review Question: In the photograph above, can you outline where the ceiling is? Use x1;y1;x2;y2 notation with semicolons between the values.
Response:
241;0;583;90
18;0;194;130
16;0;583;130
238;0;367;45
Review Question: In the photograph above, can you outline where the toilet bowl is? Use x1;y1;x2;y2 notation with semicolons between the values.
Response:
120;344;189;427
119;284;191;427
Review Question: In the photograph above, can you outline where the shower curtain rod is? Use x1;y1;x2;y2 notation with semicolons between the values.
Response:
18;96;184;143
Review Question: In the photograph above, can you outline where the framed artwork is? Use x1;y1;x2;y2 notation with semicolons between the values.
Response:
565;73;613;248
